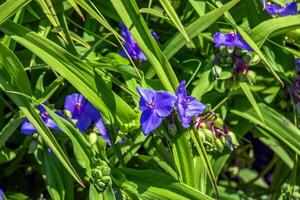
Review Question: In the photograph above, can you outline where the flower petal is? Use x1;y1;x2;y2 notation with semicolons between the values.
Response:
75;114;92;132
94;115;111;146
281;2;298;16
140;109;163;135
213;32;227;47
176;80;187;101
234;34;253;51
185;97;206;117
137;87;155;111
45;118;61;133
64;93;87;118
154;91;177;117
20;120;36;135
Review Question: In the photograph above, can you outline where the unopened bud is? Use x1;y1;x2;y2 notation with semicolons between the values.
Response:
225;57;234;65
242;54;251;63
168;123;177;137
246;71;256;85
220;47;229;56
213;117;224;129
203;128;217;143
234;48;242;57
89;132;98;145
197;128;206;142
226;131;239;150
215;138;224;152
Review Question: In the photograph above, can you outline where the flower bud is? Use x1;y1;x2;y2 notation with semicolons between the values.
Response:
213;65;222;78
213;117;224;129
168;123;177;137
234;48;242;57
214;138;224;152
246;71;256;85
203;128;217;143
226;131;239;150
196;128;206;142
89;132;98;145
225;57;234;65
220;47;229;56
242;54;251;63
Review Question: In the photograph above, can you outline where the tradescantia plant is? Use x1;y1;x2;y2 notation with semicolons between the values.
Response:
0;0;300;199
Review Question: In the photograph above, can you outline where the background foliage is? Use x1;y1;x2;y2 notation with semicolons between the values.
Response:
0;0;300;199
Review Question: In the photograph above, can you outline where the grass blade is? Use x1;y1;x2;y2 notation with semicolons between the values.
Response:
158;0;190;42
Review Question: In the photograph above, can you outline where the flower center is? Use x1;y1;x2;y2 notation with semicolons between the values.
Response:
41;112;49;120
76;102;82;111
148;101;154;109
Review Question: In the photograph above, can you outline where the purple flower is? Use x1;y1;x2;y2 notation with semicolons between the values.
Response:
295;58;300;74
176;81;206;128
137;87;177;135
21;106;60;135
213;32;253;51
0;188;3;200
291;77;300;102
64;93;111;145
119;24;158;62
263;1;298;16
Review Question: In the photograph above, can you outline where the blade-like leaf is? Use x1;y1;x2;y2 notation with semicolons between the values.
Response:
232;103;300;155
158;0;190;42
239;82;264;123
163;0;240;59
111;0;179;92
249;15;300;47
113;168;214;200
0;0;31;25
236;26;283;85
0;41;84;187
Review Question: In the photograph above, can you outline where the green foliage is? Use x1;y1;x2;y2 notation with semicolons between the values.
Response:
0;0;300;199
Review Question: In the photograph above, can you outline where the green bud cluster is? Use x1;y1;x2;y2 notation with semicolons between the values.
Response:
195;112;239;152
120;118;139;134
213;47;256;85
91;162;112;192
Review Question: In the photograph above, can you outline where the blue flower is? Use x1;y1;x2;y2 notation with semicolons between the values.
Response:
176;81;206;128
119;24;158;62
137;87;177;135
64;93;111;145
263;1;298;16
0;188;3;200
213;32;253;51
21;106;60;135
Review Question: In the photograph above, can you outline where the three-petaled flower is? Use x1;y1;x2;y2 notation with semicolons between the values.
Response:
137;87;177;135
119;24;159;62
263;1;298;16
64;93;111;145
176;81;206;128
21;105;61;134
213;32;253;51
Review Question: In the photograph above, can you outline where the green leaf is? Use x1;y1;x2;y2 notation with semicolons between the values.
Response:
172;128;195;187
163;0;240;59
0;20;136;125
0;41;84;187
249;15;300;47
0;112;23;148
0;0;31;25
111;0;179;92
232;104;300;155
158;0;190;42
190;129;219;198
239;82;264;123
113;168;214;200
236;26;283;85
254;127;294;169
